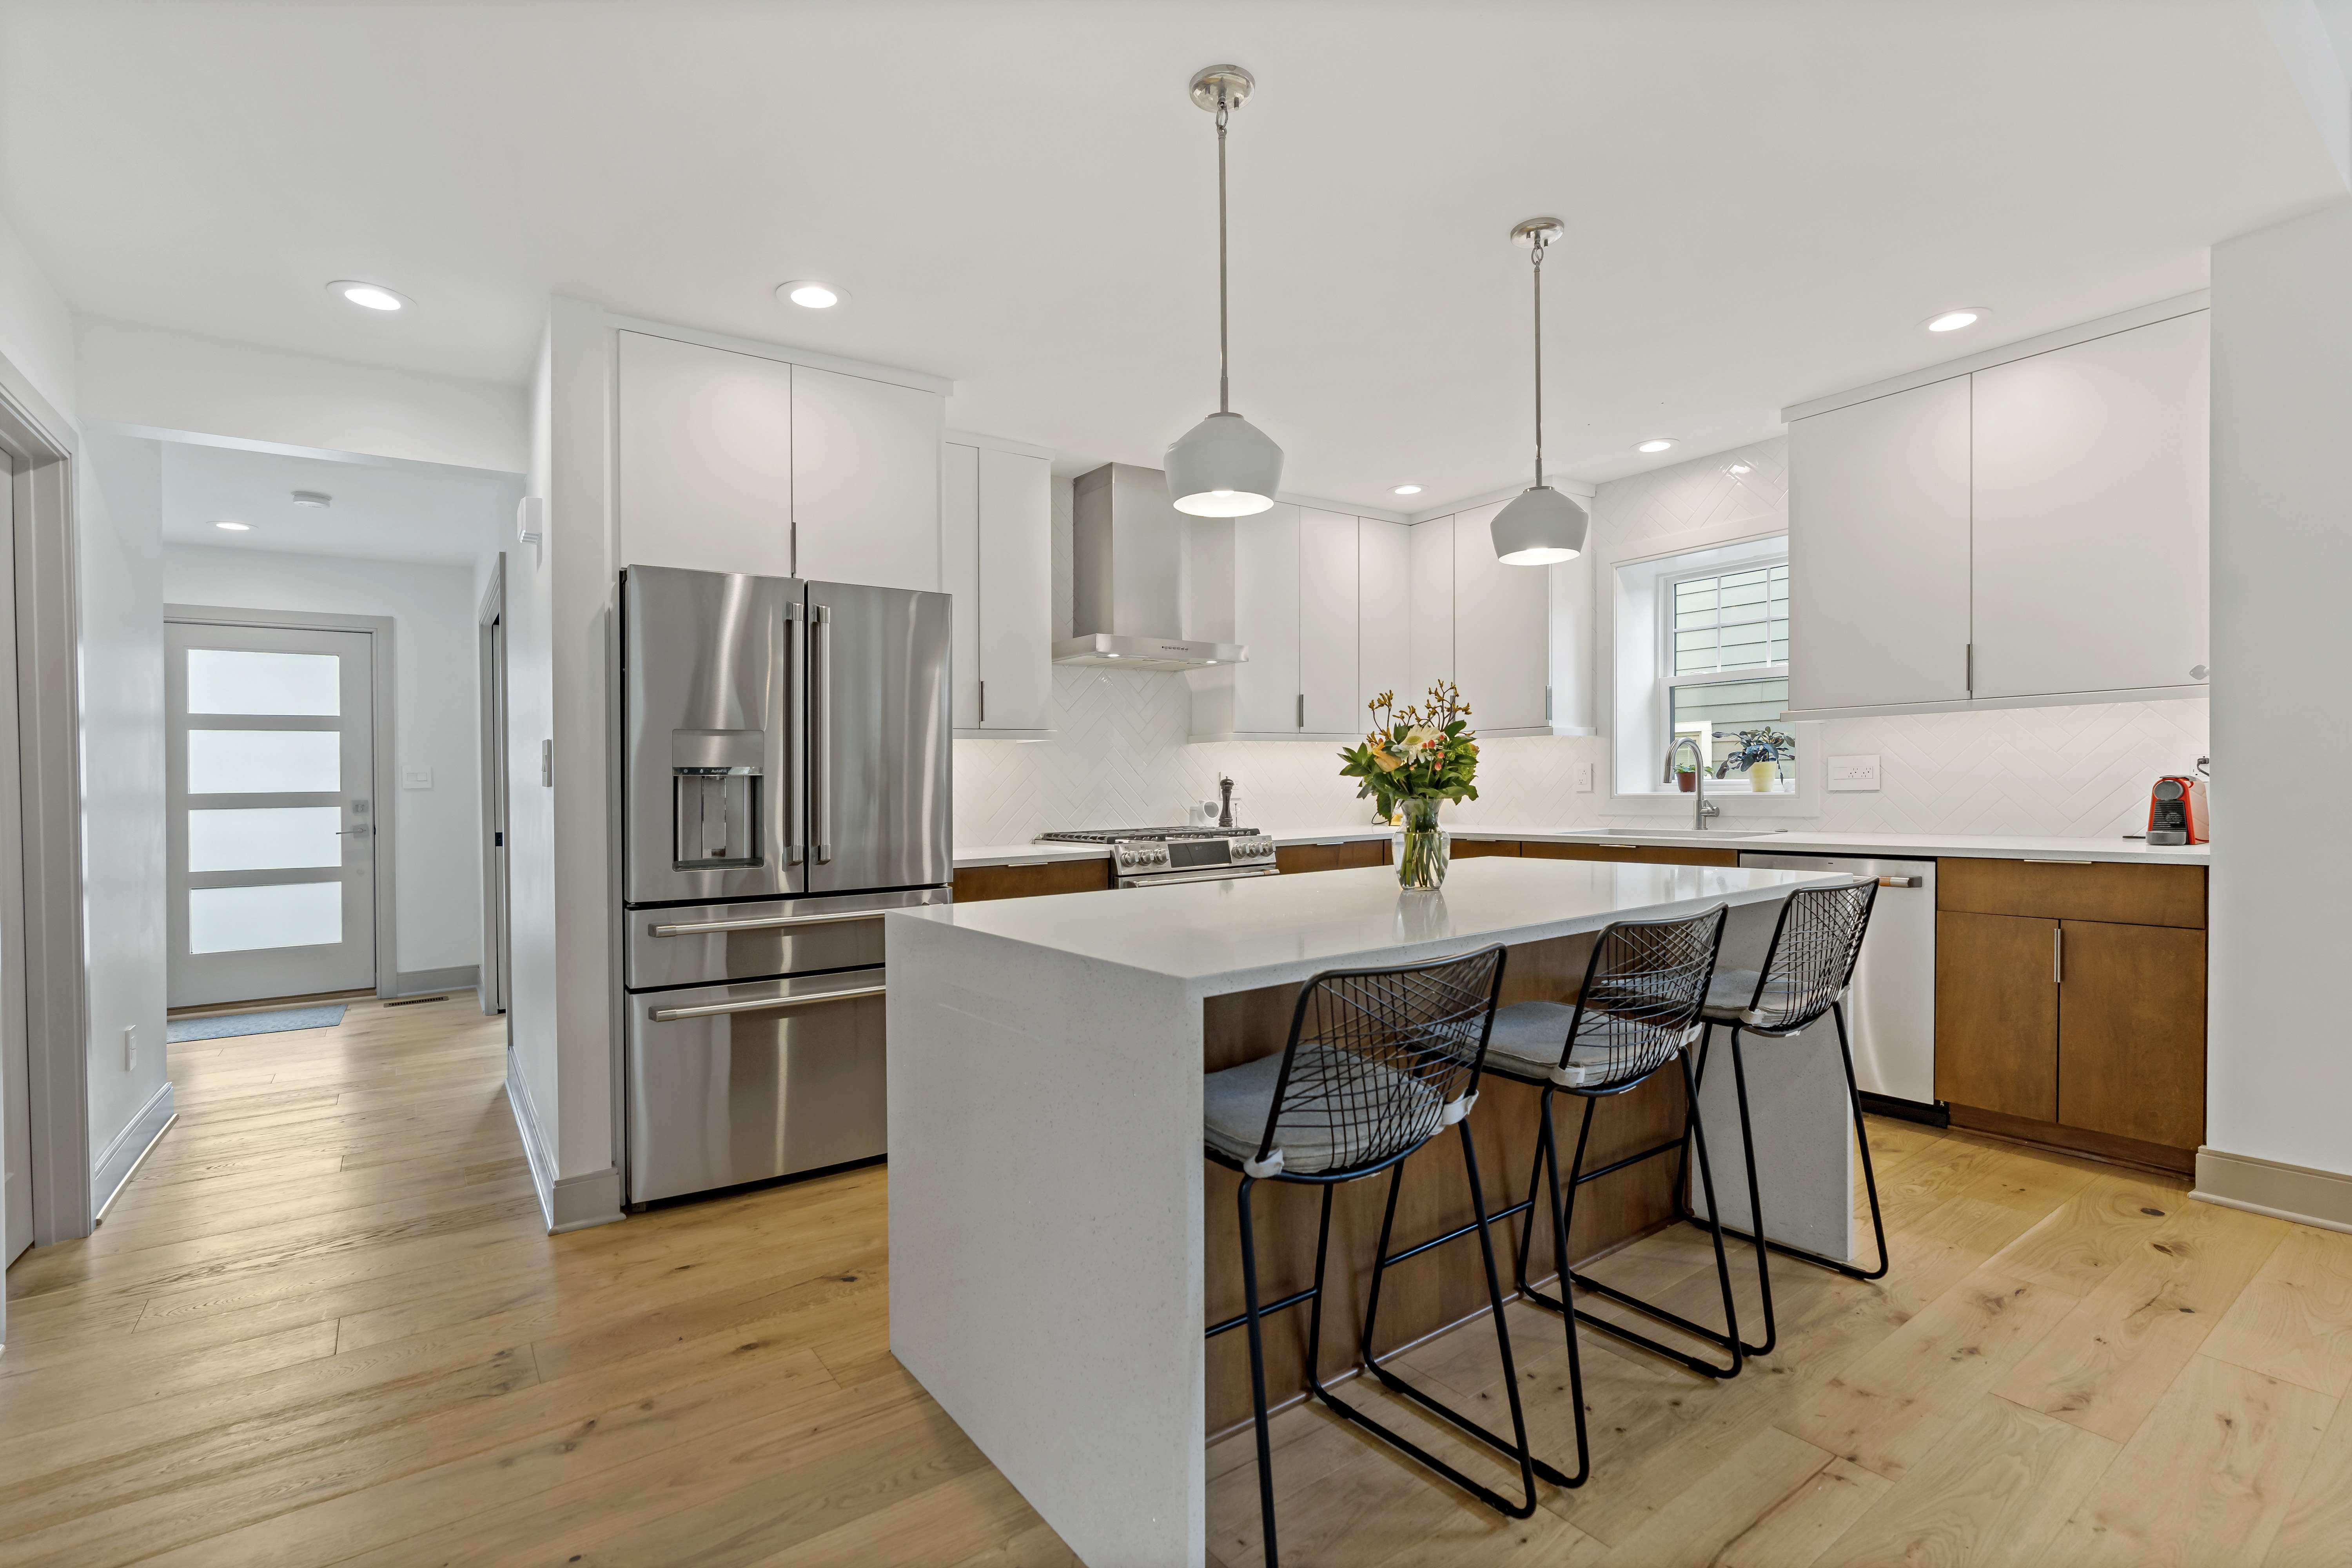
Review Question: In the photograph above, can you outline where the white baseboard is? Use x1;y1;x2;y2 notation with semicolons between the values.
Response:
503;1047;623;1234
2192;1146;2352;1236
390;964;479;997
91;1080;175;1220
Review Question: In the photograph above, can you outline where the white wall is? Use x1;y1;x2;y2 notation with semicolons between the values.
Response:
504;326;562;1191
957;435;2209;846
77;433;169;1192
2207;198;2352;1181
161;543;485;979
0;208;75;420
78;317;528;473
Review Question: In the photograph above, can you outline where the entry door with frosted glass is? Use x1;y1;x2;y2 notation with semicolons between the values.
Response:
167;622;377;1007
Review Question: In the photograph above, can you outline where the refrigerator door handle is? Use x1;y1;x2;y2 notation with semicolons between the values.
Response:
785;600;805;865
647;909;877;938
648;983;885;1022
812;603;833;864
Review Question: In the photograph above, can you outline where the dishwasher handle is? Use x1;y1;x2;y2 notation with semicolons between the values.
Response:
1875;874;1924;888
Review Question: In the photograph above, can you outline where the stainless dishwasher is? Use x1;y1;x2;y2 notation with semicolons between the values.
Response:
1739;852;1938;1115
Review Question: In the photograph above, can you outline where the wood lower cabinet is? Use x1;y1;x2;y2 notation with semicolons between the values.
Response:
1275;839;1389;876
953;859;1111;902
1520;841;1740;869
1934;857;2207;1169
1449;838;1519;859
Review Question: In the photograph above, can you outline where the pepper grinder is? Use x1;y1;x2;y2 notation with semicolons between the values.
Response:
1216;775;1236;828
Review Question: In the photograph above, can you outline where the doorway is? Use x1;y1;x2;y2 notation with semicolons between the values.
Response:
0;447;29;1270
165;617;388;1007
477;556;511;1018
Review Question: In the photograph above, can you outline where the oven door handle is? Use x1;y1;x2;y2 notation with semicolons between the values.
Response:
647;909;878;938
647;983;886;1022
1121;866;1283;887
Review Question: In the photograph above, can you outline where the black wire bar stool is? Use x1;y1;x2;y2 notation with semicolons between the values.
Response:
1478;906;1752;1386
1675;877;1887;1360
1201;944;1545;1568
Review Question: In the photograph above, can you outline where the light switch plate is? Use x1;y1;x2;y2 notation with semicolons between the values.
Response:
1574;762;1596;793
122;1023;137;1070
402;768;434;791
1827;754;1882;791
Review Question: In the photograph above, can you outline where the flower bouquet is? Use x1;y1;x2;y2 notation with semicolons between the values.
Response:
1337;683;1480;890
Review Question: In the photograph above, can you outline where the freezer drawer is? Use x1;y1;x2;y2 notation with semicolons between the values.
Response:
1740;853;1937;1106
626;969;887;1204
624;887;947;990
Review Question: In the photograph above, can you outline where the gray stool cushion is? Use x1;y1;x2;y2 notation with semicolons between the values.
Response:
1482;1000;1651;1089
1701;968;1838;1029
1203;1043;1440;1175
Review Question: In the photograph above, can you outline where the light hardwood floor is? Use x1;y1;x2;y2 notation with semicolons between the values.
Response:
4;998;2348;1566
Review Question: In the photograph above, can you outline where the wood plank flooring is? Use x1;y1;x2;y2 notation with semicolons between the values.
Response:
6;998;2350;1565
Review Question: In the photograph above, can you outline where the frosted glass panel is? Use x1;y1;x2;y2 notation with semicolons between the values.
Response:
188;807;343;872
187;649;340;715
189;881;343;954
188;729;340;794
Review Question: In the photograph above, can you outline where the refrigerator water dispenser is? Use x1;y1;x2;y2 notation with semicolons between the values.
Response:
671;728;764;869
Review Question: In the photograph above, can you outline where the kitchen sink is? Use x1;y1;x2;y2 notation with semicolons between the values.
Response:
1599;829;1790;841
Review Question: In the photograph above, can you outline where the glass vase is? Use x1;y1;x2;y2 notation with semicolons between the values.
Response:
1397;797;1448;891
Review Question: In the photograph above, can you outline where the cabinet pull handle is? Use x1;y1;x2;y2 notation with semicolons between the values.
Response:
2022;857;2093;865
979;679;986;724
1964;642;1973;694
2053;927;2063;984
648;983;886;1022
1297;693;1305;729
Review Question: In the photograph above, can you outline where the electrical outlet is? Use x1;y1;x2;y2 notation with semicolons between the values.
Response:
1827;754;1882;792
1574;762;1596;793
122;1023;138;1070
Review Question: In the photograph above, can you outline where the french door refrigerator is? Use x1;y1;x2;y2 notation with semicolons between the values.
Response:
619;566;951;1204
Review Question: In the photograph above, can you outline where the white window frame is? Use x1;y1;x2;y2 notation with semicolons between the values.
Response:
1658;555;1793;793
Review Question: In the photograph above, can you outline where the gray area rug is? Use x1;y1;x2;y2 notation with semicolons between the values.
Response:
166;1004;348;1043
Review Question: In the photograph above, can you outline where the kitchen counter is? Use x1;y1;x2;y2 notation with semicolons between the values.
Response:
883;857;1852;1566
952;825;2210;869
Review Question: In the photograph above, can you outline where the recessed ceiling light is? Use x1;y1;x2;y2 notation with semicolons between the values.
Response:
291;490;332;508
777;280;846;309
1925;307;1988;333
1392;484;1422;496
1635;438;1678;454
329;280;408;312
215;520;251;532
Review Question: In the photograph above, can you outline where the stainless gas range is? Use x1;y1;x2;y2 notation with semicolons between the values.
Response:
1036;826;1280;889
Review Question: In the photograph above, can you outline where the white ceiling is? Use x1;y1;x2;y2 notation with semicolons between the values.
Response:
3;3;2343;510
156;440;523;566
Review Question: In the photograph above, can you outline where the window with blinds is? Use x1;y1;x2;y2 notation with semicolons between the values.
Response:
1672;564;1789;675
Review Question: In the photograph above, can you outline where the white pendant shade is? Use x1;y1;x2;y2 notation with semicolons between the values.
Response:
1165;410;1283;516
1491;484;1588;564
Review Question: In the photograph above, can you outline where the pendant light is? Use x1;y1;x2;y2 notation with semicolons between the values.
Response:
1491;216;1589;564
1165;65;1283;517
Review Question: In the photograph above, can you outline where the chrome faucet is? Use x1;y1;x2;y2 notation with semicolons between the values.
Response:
1668;736;1720;832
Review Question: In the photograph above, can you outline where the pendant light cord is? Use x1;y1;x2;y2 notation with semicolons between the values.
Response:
1216;94;1231;415
1530;232;1547;489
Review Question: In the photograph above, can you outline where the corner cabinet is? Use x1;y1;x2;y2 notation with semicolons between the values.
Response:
1786;304;2209;717
944;436;1053;737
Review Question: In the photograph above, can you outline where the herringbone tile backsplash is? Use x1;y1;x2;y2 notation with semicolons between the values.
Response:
955;437;2211;846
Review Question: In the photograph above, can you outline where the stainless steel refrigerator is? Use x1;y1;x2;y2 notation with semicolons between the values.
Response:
619;565;952;1205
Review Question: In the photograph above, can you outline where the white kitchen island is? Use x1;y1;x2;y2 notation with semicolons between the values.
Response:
883;856;1856;1568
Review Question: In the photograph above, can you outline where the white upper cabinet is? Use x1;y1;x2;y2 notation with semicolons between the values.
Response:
1298;509;1361;735
1451;501;1551;733
944;439;1053;736
1357;518;1412;720
1788;375;1973;713
1230;505;1303;734
975;448;1054;732
791;364;942;592
616;332;796;577
1408;515;1455;700
1970;312;2209;699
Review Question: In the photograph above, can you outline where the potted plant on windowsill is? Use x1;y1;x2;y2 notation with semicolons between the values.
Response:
1728;726;1795;792
1338;684;1479;891
1675;756;1700;793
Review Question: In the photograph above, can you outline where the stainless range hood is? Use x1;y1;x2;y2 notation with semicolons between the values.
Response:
1052;463;1247;670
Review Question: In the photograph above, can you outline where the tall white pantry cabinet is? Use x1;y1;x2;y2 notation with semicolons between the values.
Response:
1787;302;2210;717
944;436;1054;737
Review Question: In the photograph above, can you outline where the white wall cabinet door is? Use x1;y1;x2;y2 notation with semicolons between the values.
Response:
1298;509;1361;735
1408;515;1455;701
616;332;795;577
1969;312;2209;700
975;448;1053;731
1451;501;1551;733
1358;518;1412;720
1787;375;1973;712
1231;505;1301;733
943;443;982;729
792;365;942;592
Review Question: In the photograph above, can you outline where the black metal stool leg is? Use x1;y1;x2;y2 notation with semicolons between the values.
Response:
1535;1088;1593;1488
1236;1176;1281;1568
1723;1027;1779;1357
1838;1001;1892;1281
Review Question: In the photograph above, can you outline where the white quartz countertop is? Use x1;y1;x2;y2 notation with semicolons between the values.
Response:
897;856;1847;993
952;826;2210;869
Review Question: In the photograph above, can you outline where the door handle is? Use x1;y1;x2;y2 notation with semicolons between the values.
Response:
812;603;832;865
648;983;885;1022
648;909;879;938
786;601;805;866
